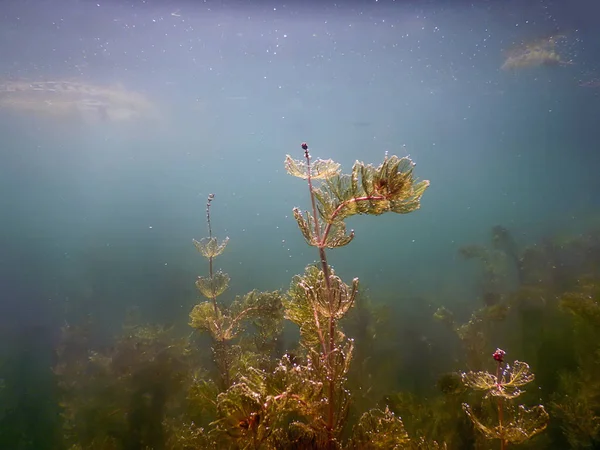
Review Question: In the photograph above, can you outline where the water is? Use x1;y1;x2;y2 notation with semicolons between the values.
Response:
0;0;599;448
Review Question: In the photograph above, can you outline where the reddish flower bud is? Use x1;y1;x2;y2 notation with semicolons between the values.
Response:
493;348;505;363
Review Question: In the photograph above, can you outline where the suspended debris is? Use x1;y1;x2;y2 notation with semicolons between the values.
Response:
0;80;158;123
579;78;600;88
501;34;572;71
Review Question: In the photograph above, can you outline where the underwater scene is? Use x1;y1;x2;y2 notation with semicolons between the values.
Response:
0;0;599;448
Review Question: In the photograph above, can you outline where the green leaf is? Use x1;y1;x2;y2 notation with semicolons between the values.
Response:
351;407;410;449
461;361;534;399
193;236;229;259
285;155;341;180
462;403;549;444
315;155;430;224
285;265;359;350
293;208;355;249
195;271;230;299
189;301;225;337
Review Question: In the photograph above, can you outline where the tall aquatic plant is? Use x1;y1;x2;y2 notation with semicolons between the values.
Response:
461;348;549;449
284;142;430;447
189;193;233;388
189;194;283;391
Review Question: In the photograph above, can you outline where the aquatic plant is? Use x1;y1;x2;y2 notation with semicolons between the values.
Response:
434;222;600;447
458;225;522;306
435;226;521;369
461;348;549;449
342;291;399;416
385;384;472;449
434;304;509;370
282;142;429;447
53;314;194;449
550;282;600;448
188;193;284;390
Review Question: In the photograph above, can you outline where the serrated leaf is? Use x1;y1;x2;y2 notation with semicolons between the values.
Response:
195;271;230;299
463;403;549;444
193;236;229;258
285;155;341;180
461;360;534;399
351;407;410;449
314;155;430;224
189;301;225;336
293;208;318;246
285;265;358;351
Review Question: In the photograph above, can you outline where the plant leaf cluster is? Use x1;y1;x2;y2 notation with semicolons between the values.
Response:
461;356;549;447
551;284;600;448
286;265;358;348
462;360;535;399
287;154;429;249
462;403;549;445
53;320;194;450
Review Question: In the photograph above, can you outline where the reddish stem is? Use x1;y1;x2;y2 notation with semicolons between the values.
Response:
302;144;384;447
302;144;336;447
319;195;385;248
496;359;505;450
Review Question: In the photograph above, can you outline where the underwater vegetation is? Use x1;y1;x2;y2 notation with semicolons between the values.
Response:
54;143;437;449
461;348;549;449
432;221;600;448
51;143;600;449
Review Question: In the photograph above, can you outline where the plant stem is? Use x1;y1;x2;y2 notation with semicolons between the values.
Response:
206;194;219;316
496;359;505;450
303;145;336;447
320;195;385;247
205;193;230;388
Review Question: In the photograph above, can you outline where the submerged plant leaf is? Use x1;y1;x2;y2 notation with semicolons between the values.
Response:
213;380;269;442
286;265;359;350
188;377;220;420
463;403;549;444
351;406;410;449
270;354;325;420
313;155;430;224
223;290;285;353
560;291;600;325
433;306;455;327
234;290;284;348
55;321;193;449
552;379;600;449
193;236;230;259
285;155;341;180
287;154;428;252
293;207;355;248
462;361;534;399
409;438;449;449
189;301;225;337
195;271;230;299
164;418;210;449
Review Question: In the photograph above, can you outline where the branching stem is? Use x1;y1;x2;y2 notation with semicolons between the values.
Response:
319;195;385;248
